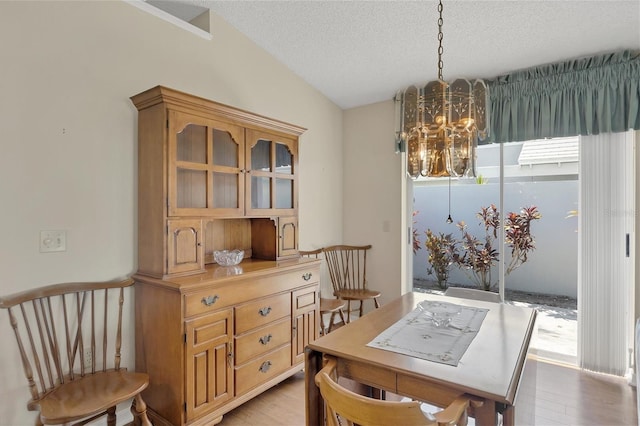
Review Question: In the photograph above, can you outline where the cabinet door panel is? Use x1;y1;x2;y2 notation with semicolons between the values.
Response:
177;123;207;163
185;309;233;421
212;172;239;209
167;219;204;276
250;175;271;209
212;128;240;168
279;217;298;258
177;169;207;209
291;287;319;364
275;178;293;209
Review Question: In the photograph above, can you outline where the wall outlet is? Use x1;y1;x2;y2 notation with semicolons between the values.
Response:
83;348;92;369
40;230;66;252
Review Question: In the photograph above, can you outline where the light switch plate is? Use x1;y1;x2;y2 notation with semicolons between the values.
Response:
40;230;66;252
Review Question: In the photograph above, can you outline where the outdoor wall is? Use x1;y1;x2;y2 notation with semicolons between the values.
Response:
413;179;579;298
0;2;343;424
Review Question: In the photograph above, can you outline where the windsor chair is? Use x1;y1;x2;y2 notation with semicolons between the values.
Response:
315;356;478;426
322;244;380;322
0;278;151;425
299;249;347;334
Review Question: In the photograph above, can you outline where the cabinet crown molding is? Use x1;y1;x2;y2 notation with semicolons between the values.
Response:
131;85;306;137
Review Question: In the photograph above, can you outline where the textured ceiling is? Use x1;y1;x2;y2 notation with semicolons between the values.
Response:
163;0;640;110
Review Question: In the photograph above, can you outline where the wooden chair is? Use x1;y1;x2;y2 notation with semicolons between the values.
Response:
299;249;347;334
322;244;380;323
0;278;151;426
315;356;478;426
444;287;502;303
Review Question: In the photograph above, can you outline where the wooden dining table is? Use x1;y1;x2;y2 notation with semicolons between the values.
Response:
305;291;537;426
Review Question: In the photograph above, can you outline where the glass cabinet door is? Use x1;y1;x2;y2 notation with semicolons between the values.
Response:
211;128;241;210
245;129;297;216
169;111;245;217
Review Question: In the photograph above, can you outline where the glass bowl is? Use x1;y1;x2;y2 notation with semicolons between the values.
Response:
418;301;461;328
213;249;244;266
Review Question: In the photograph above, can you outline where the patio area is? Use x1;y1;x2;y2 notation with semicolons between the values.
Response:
510;299;577;364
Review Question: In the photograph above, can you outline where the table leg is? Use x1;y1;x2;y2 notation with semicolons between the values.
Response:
305;348;323;426
502;405;515;426
474;399;498;426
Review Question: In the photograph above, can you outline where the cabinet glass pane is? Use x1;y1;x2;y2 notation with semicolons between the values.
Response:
177;124;207;163
212;172;239;209
251;139;271;171
251;176;271;209
275;179;293;209
275;143;293;174
212;129;238;168
177;168;207;208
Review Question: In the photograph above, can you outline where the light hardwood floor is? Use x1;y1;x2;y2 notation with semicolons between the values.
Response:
219;356;637;426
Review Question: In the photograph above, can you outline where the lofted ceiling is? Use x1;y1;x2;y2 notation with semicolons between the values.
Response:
151;0;640;110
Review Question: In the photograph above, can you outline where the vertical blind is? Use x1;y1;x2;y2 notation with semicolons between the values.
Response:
485;51;639;376
488;50;640;144
578;131;635;376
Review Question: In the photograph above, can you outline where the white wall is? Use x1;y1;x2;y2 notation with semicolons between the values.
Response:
413;180;579;298
343;101;405;306
0;1;343;424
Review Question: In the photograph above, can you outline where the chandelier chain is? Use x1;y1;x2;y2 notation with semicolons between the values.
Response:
437;0;444;81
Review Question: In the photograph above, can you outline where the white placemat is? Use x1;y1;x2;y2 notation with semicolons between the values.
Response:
366;301;489;366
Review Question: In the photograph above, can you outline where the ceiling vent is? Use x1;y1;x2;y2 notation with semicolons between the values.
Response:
127;0;212;40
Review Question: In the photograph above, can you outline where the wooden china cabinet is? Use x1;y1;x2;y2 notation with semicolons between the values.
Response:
131;86;320;426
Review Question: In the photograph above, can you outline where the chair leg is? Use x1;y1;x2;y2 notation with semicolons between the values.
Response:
327;311;337;333
346;301;352;323
374;297;380;309
358;300;364;319
107;406;117;426
320;311;327;335
131;393;152;426
337;309;347;329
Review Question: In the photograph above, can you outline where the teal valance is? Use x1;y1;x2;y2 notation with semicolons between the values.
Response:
488;50;640;143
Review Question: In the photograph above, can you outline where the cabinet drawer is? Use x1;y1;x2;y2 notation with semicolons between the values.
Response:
281;266;320;287
235;293;291;334
185;285;239;318
234;344;291;396
234;318;291;365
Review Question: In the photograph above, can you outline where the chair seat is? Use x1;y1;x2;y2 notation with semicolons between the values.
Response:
38;370;149;424
335;289;381;301
320;298;346;312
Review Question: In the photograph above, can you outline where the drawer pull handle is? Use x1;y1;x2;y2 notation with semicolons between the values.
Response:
259;361;272;373
302;273;312;281
258;306;272;316
259;334;273;345
201;295;219;306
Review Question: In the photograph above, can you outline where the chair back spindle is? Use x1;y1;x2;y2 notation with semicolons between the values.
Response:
323;245;371;294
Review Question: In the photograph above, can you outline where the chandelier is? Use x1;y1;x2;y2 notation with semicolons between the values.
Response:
397;0;489;179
